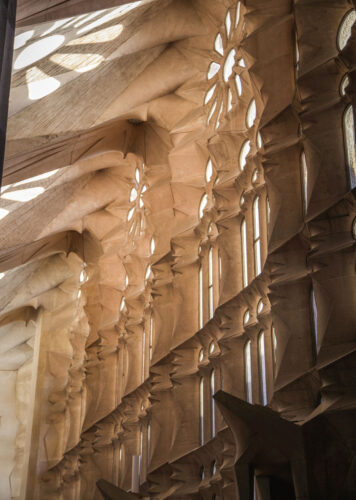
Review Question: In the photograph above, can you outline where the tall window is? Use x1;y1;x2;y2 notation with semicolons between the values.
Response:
199;265;204;329
241;218;248;288
244;340;253;403
210;370;216;438
337;9;356;51
208;247;214;319
301;151;308;213
310;288;318;361
253;196;262;276
139;426;143;482
343;105;356;187
258;332;267;406
149;312;153;362
118;443;122;484
266;196;270;226
142;323;146;383
271;324;277;375
147;422;150;475
199;377;204;445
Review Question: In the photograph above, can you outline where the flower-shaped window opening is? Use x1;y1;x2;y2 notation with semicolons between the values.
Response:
127;163;147;240
205;2;246;129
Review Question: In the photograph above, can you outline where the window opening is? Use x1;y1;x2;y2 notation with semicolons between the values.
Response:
251;168;258;183
149;312;153;362
343;105;356;187
243;309;250;326
235;74;242;96
199;377;204;445
199;194;208;219
227;88;233;112
244;340;253;403
214;33;224;56
311;288;318;360
199;265;204;329
209;247;214;319
142;324;146;383
258;332;267;406
150;237;155;255
246;99;257;128
301;151;308;213
235;2;241;27
253;197;262;276
337;10;356;51
223;48;236;82
225;10;231;38
272;324;277;373
241;218;248;288
207;62;220;80
206;158;213;182
205;83;216;105
211;370;216;437
239;140;250;170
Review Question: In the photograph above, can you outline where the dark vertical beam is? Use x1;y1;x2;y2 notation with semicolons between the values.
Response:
0;0;16;187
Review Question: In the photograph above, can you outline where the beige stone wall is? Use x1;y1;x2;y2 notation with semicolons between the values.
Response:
0;0;355;498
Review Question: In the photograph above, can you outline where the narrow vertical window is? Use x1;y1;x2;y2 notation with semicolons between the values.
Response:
271;324;277;375
139;426;143;482
199;265;204;329
337;10;356;51
310;288;318;360
211;370;216;438
199;377;204;445
142;324;146;383
266;196;270;225
244;340;253;403
301;151;308;213
208;247;214;319
147;422;151;469
218;251;222;283
241;218;248;288
253;197;262;276
258;332;267;406
149;312;153;362
343;105;356;187
118;443;122;484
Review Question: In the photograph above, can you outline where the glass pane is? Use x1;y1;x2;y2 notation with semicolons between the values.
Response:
239;140;250;170
246;99;257;128
301;152;308;212
214;33;224;56
344;105;356;187
241;219;248;287
204;83;216;105
207;61;220;80
223;48;236;82
253;197;260;239
244;341;253;403
258;332;267;405
199;266;204;329
199;378;204;444
337;10;356;51
211;370;215;437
